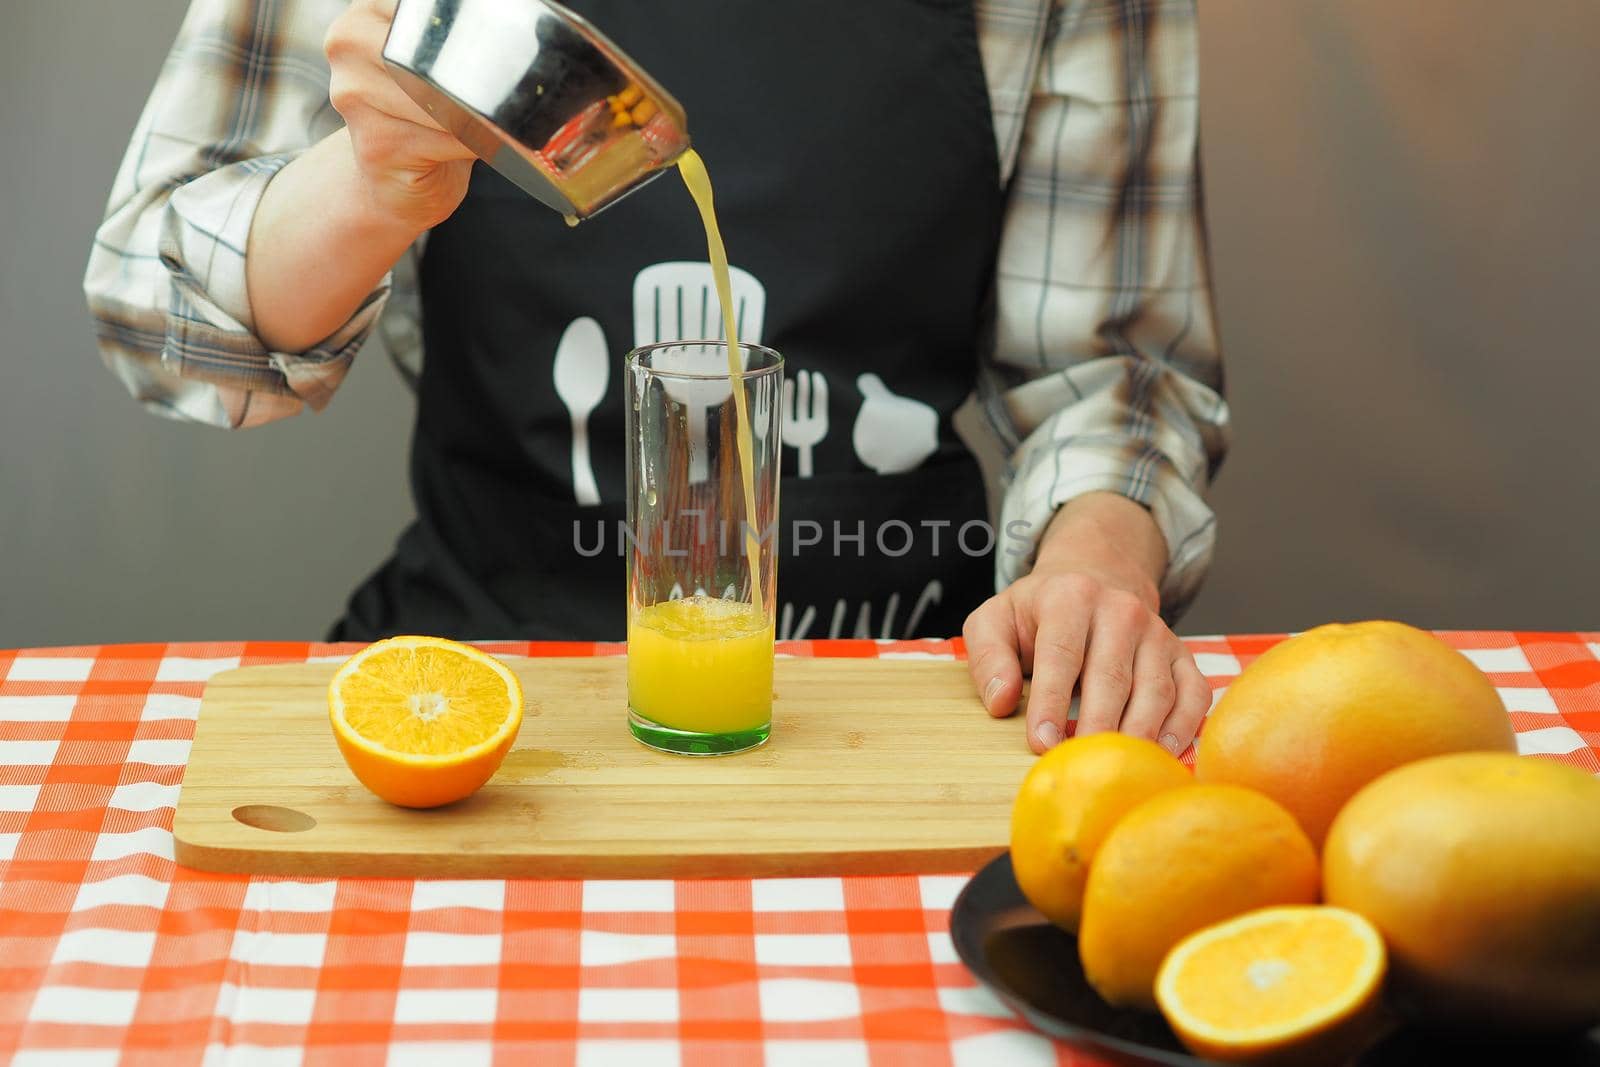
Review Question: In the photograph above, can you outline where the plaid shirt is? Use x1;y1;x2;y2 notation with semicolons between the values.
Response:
84;0;1230;618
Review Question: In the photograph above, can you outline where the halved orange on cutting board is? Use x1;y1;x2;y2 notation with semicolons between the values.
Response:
329;636;524;808
1155;906;1387;1066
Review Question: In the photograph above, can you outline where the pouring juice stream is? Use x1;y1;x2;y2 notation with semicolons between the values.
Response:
625;149;774;739
676;149;765;618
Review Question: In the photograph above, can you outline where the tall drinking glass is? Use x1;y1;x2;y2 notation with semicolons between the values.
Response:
625;341;783;755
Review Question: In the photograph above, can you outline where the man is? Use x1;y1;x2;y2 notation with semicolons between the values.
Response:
85;0;1230;755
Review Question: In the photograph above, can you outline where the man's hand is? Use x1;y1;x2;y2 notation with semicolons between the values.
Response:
249;0;480;354
963;492;1211;755
325;0;478;231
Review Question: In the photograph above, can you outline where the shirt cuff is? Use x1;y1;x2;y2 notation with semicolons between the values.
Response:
158;154;389;409
996;437;1217;625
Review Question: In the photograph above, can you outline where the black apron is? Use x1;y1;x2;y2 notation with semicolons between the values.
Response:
334;0;1005;641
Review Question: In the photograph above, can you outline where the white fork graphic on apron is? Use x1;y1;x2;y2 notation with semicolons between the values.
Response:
782;370;828;478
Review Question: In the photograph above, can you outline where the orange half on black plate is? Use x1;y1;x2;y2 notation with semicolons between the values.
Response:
949;853;1600;1067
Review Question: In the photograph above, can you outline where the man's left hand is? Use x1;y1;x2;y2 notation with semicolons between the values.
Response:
962;492;1211;755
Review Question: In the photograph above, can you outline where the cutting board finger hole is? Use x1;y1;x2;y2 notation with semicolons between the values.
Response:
232;804;317;833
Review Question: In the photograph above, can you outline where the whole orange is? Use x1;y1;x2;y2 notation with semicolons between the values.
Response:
1196;621;1515;846
1325;752;1600;1035
1078;784;1321;1010
1010;733;1192;932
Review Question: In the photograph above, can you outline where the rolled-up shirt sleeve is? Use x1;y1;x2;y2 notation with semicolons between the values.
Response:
84;0;388;429
981;0;1231;622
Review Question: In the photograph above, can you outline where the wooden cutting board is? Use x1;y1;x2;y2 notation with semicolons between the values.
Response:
173;656;1035;879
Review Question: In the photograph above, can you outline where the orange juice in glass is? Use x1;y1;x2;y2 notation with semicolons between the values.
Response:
625;341;782;755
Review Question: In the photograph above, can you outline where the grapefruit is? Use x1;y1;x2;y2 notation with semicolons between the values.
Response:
1324;752;1600;1035
1196;621;1515;846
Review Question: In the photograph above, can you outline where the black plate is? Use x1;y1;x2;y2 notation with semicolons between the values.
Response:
950;853;1600;1067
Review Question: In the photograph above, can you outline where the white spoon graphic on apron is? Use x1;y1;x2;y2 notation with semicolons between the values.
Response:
552;316;608;506
632;262;767;483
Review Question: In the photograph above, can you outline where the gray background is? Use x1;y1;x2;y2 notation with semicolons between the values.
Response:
2;0;1596;647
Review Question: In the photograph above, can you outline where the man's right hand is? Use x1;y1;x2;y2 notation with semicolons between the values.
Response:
248;0;481;353
325;0;478;231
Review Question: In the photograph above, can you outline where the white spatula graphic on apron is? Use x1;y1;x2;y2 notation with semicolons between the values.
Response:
632;261;767;483
552;316;608;505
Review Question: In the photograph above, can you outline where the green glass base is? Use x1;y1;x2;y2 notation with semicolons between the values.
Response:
628;708;770;756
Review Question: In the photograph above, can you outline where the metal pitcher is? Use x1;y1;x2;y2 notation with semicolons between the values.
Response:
382;0;691;221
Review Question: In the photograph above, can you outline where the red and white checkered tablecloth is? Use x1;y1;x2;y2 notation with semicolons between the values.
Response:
2;634;1597;1066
